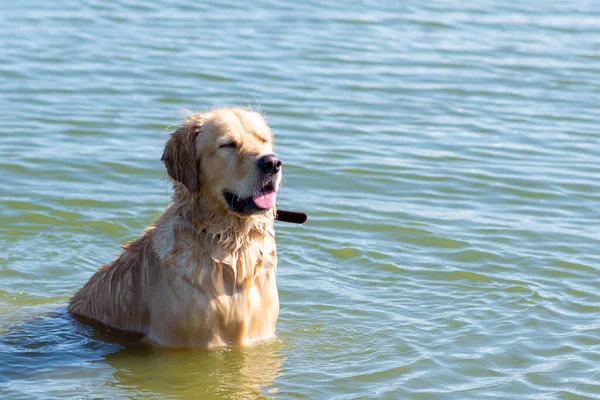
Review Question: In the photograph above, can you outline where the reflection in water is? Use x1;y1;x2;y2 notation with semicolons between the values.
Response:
0;306;285;399
104;340;285;399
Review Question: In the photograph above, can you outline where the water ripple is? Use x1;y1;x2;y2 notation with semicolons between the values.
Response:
1;0;600;398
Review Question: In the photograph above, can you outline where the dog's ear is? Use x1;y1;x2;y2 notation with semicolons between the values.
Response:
161;121;201;193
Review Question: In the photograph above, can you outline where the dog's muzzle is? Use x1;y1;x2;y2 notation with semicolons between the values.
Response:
223;154;281;215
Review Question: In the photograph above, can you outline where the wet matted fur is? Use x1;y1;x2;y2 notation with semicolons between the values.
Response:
69;108;282;347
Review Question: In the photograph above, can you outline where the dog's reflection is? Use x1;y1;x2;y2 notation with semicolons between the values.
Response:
102;338;286;399
1;308;285;399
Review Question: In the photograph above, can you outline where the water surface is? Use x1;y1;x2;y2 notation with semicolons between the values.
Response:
1;1;600;398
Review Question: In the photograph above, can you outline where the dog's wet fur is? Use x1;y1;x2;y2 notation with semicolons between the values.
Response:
69;108;282;347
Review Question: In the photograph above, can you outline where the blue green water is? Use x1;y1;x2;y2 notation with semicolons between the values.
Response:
1;1;599;398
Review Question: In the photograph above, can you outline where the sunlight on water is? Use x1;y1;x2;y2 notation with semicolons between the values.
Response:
1;0;599;398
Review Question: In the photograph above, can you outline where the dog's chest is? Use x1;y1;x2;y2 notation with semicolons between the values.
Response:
149;231;279;346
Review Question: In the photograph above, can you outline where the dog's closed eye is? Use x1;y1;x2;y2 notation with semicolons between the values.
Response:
219;141;237;149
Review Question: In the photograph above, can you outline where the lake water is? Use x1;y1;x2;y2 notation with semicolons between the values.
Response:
1;1;599;398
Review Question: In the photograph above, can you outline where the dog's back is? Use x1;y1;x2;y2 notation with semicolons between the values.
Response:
69;229;156;335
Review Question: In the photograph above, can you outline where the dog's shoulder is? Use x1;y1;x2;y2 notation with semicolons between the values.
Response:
68;228;158;334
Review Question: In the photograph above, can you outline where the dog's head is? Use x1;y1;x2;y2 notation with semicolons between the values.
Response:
161;108;282;216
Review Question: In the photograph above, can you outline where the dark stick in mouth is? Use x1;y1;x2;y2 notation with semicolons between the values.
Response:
275;210;307;224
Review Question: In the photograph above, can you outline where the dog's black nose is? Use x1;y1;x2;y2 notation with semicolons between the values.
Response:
257;154;282;174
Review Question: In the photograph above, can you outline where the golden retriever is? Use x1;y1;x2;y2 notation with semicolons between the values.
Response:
69;108;284;347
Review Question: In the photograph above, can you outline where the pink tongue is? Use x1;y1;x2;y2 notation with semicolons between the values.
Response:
252;189;276;209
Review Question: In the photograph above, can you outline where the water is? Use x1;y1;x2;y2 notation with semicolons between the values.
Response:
1;1;599;398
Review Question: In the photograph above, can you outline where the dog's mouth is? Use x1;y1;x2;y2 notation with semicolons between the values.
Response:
223;182;277;215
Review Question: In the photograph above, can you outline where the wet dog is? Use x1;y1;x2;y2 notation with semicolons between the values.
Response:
69;108;282;347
